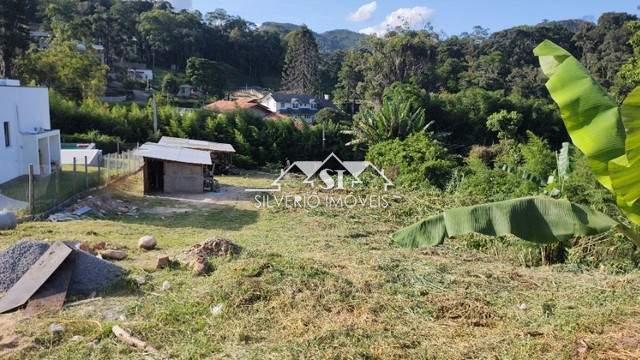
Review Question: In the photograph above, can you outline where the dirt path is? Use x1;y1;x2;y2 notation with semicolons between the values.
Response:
0;312;28;357
147;184;256;207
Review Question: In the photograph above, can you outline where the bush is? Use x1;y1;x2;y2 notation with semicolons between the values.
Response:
456;157;541;201
366;132;458;189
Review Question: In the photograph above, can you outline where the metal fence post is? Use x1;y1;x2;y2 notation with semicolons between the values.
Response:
84;156;89;189
28;164;34;215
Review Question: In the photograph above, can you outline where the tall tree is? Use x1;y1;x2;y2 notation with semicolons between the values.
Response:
281;26;320;94
0;0;34;77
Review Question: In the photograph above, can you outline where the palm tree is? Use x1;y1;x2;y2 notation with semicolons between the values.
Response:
344;97;426;146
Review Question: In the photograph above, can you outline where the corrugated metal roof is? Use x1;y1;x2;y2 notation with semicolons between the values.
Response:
159;136;236;153
135;142;212;165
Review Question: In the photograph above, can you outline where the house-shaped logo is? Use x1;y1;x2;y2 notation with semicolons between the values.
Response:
247;153;394;192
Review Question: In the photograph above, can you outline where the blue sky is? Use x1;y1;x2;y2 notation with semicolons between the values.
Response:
192;0;638;35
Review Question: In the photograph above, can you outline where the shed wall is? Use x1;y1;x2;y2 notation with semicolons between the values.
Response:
163;162;203;193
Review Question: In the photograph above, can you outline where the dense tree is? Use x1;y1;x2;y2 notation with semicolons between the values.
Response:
575;12;637;88
186;57;226;97
613;21;640;99
0;0;35;77
281;26;320;94
17;41;108;100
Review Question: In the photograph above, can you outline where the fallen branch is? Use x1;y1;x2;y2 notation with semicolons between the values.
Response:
63;297;103;308
112;325;158;354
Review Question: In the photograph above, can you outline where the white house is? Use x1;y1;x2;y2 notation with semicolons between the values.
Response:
259;92;335;123
0;80;61;185
127;68;154;82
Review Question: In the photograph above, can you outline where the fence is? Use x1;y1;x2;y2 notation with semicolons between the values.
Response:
0;149;142;216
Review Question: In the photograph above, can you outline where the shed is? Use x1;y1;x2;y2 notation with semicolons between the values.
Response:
135;143;213;194
158;136;236;174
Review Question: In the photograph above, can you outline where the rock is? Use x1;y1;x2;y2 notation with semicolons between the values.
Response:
191;257;211;276
518;303;528;311
71;335;84;342
156;256;170;270
0;210;17;230
77;242;96;255
133;275;146;285
162;281;171;291
138;236;157;251
101;250;127;261
49;323;65;336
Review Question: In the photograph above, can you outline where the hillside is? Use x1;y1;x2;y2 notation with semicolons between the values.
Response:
260;22;366;52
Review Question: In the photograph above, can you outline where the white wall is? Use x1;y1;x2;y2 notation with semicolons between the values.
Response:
61;149;103;166
260;96;278;113
0;86;54;184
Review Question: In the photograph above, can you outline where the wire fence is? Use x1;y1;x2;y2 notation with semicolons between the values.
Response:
0;149;142;216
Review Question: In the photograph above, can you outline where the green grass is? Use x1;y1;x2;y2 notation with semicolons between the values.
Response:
1;173;640;359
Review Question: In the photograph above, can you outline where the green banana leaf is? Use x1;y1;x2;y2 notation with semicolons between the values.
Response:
534;40;626;191
392;196;617;248
535;40;640;224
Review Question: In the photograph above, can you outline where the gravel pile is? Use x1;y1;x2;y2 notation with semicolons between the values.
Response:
0;240;125;297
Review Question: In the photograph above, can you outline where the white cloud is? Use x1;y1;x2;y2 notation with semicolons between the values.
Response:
348;1;378;22
360;6;434;36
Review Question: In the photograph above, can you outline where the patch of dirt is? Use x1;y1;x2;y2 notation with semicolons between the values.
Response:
142;207;193;215
576;320;640;359
432;294;496;327
0;313;29;357
184;238;242;261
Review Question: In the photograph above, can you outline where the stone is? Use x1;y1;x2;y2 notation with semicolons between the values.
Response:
156;256;170;270
133;275;146;285
49;323;65;336
0;210;17;230
77;242;96;255
191;257;211;276
138;236;157;251
162;281;171;291
100;250;127;261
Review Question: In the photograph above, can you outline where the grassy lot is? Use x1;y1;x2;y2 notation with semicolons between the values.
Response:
1;172;640;359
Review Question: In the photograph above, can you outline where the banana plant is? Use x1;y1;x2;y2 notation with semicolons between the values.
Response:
393;40;640;248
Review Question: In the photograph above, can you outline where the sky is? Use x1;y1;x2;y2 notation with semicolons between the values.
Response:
192;0;638;36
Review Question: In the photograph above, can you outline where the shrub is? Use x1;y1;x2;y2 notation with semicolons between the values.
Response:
366;132;458;189
456;157;540;201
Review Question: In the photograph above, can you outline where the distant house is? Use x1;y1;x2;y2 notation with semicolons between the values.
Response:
0;80;61;185
177;85;197;98
205;99;285;120
127;68;153;82
259;92;335;123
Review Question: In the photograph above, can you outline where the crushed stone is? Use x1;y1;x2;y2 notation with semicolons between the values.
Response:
0;240;125;297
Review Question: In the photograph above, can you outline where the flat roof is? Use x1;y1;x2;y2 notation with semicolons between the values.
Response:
135;142;212;165
159;136;236;153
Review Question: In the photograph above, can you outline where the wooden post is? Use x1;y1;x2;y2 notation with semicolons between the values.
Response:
84;156;89;189
73;157;76;172
54;168;59;206
28;164;34;215
106;155;110;184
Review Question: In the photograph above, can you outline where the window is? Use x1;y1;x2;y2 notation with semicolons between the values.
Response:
3;122;9;147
